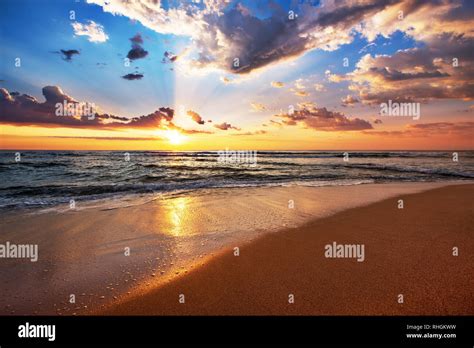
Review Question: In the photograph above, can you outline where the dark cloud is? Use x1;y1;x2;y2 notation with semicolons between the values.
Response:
370;67;449;81
191;0;400;74
187;110;205;125
42;86;76;104
98;114;130;122
0;86;211;134
0;86;99;128
127;47;148;60
58;49;80;61
130;33;144;45
123;108;174;128
162;51;178;64
127;33;148;60
277;105;372;131
90;0;473;77
92;0;392;74
214;122;241;131
122;73;144;80
316;0;392;28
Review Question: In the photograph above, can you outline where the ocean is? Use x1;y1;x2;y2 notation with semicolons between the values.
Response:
0;150;473;211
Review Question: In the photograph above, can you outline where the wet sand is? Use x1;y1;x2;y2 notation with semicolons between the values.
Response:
99;184;474;315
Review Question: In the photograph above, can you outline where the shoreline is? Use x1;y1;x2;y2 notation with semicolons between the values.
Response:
98;184;474;315
0;181;472;315
2;179;471;217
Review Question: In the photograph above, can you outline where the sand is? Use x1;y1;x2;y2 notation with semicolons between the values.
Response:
98;184;474;315
0;182;472;315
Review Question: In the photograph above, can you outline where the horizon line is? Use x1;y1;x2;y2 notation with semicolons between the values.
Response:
1;149;473;152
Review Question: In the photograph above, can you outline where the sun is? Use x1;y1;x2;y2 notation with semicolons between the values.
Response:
163;130;186;145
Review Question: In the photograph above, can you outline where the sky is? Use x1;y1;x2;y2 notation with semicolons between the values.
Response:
0;0;473;150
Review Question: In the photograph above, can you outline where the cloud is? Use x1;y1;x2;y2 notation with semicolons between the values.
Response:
250;102;267;112
373;118;383;124
294;78;306;90
162;51;178;64
44;86;77;104
122;73;144;80
0;86;211;134
314;83;325;92
214;122;240;131
186;110;205;125
294;90;310;97
220;76;231;84
324;0;474;104
341;95;359;106
87;0;396;75
85;0;474;80
127;33;148;60
46;135;161;141
348;36;474;104
271;81;284;88
174;126;213;135
232;130;267;136
330;38;474;104
276;104;372;131
127;47;148;60
58;49;80;61
130;33;143;45
297;101;317;109
72;20;109;43
325;69;345;83
359;0;474;43
269;120;282;127
0;86;101;128
363;122;474;137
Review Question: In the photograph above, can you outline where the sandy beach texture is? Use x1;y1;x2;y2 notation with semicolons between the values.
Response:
99;183;473;315
0;182;472;315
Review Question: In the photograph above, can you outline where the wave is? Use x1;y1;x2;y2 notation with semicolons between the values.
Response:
0;150;472;212
2;150;473;159
0;178;377;210
346;163;474;178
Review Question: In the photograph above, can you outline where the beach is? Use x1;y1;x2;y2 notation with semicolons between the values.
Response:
100;183;473;315
0;182;472;315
